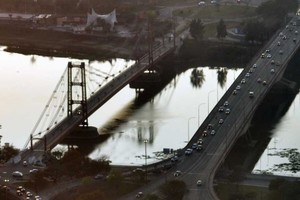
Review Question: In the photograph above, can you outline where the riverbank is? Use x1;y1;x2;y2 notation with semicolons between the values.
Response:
0;22;135;60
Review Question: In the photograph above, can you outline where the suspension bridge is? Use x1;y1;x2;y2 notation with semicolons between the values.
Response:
17;39;177;164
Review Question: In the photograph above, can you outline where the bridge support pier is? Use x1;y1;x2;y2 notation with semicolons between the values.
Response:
67;62;89;127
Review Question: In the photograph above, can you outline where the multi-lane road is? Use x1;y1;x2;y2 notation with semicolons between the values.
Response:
120;15;300;200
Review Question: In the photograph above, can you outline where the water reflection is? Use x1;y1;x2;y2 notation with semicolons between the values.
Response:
88;66;241;165
3;47;300;175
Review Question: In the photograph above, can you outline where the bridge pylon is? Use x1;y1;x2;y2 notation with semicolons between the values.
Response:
67;62;88;127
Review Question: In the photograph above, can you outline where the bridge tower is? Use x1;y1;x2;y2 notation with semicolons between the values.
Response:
67;62;88;127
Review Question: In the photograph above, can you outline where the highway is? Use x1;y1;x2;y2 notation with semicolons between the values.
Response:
120;16;300;200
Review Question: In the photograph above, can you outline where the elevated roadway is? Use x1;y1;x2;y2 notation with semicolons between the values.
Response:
18;41;177;163
119;16;300;200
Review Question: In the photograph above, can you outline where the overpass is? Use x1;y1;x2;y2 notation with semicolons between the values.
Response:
118;15;300;200
173;17;300;199
9;11;300;200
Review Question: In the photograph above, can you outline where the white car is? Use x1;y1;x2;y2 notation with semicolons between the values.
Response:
225;108;230;115
174;170;182;177
197;180;202;186
136;192;143;199
267;54;272;58
12;171;23;178
236;85;241;90
271;69;275;73
224;101;229;107
218;119;224;124
198;1;206;6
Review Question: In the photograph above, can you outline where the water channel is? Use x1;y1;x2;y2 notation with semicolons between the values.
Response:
0;47;300;177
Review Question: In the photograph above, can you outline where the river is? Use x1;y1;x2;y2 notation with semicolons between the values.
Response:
0;47;300;177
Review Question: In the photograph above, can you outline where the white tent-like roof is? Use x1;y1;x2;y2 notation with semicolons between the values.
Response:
86;9;117;31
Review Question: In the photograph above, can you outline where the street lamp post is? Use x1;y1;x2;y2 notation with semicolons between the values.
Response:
144;139;148;182
208;90;215;114
198;103;206;127
188;117;196;142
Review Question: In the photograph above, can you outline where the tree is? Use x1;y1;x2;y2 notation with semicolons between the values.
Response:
159;180;186;200
0;144;19;162
217;19;227;39
189;18;204;41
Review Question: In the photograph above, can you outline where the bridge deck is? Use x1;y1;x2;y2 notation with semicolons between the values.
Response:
20;40;176;162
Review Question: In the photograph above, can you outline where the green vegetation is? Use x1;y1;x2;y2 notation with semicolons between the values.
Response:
215;183;270;200
0;144;19;163
159;180;187;200
189;18;204;41
174;5;256;19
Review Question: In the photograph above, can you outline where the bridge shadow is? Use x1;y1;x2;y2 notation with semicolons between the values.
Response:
217;49;300;178
59;58;181;154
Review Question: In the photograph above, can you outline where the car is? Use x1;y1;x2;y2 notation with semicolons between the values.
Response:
283;35;287;40
249;91;254;98
218;106;224;112
34;196;42;200
232;90;237;95
2;185;10;191
279;50;283;55
174;170;182;177
245;73;250;78
249;68;254;73
271;60;275;65
224;101;229;107
265;49;270;53
133;168;146;173
211;0;217;3
293;38;297;42
271;68;275;73
197;138;203;144
17;190;23;196
261;53;265;58
26;191;33;197
136;192;143;198
23;160;28;167
257;78;261;83
197;180;202;186
202;130;208;137
279;32;283;37
218;119;224;124
252;64;257;68
171;156;179;162
295;30;298;35
236;85;241;90
29;169;39;174
185;148;193;155
263;81;267;85
267;54;272;58
94;173;104;180
196;145;203;151
12;171;23;178
192;143;198;149
277;41;281;46
207;124;213;130
241;79;246;84
225;108;230;115
210;130;216;135
198;1;205;6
